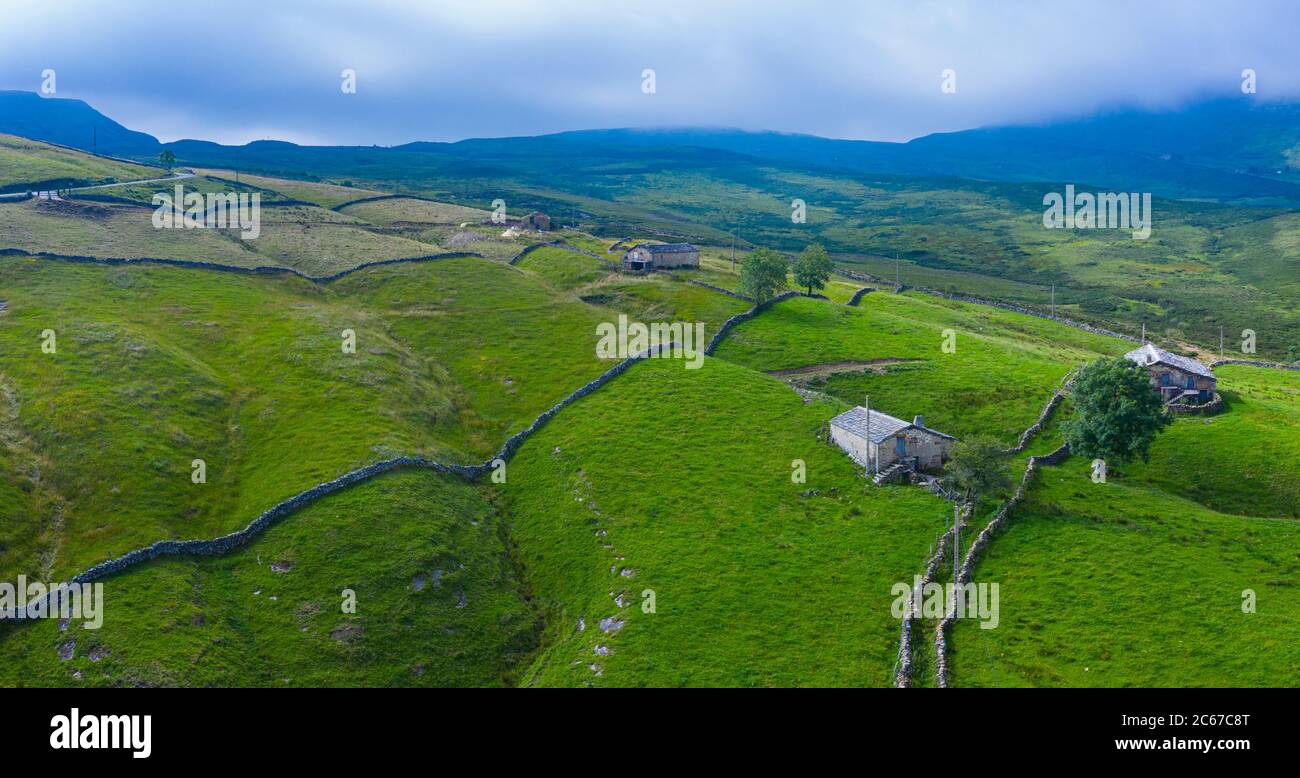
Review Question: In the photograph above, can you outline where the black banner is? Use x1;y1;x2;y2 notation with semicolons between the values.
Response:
2;687;1287;766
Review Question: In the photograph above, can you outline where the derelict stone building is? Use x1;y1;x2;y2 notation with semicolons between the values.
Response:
623;242;700;272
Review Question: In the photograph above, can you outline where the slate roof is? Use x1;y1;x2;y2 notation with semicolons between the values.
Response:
1124;343;1215;379
634;242;698;254
829;407;954;444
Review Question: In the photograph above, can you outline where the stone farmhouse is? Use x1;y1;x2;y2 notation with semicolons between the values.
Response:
623;242;700;272
828;407;956;475
1124;343;1217;406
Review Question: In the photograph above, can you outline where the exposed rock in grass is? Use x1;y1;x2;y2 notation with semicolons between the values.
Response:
594;645;610;656
270;560;293;573
598;617;624;634
57;639;75;661
88;645;111;662
330;623;363;644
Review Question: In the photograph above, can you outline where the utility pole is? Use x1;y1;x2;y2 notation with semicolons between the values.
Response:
895;253;900;288
1141;322;1146;344
1051;283;1055;318
953;503;962;616
1220;326;1224;356
730;230;736;272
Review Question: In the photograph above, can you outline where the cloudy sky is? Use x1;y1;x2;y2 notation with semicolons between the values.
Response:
2;0;1298;146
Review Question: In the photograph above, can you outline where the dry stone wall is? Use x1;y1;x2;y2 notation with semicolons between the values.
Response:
704;291;803;355
933;442;1070;687
846;286;874;307
6;344;679;621
685;279;751;301
0;247;484;284
1211;358;1300;371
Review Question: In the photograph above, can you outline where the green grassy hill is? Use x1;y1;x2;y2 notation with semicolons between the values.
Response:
714;292;1122;444
503;356;949;686
0;470;539;687
1;129;1297;688
0;134;159;193
949;471;1300;687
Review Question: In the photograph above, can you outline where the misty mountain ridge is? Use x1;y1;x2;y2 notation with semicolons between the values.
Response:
4;90;1300;204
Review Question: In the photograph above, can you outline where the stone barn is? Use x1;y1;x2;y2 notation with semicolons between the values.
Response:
1124;343;1217;406
519;211;551;231
623;242;700;272
828;407;956;475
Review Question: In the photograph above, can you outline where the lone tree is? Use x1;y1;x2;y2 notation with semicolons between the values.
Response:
1064;357;1170;466
940;435;1013;504
792;242;833;296
738;248;790;304
157;149;176;171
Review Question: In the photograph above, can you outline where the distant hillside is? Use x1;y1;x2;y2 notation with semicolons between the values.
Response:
0;90;161;156
550;99;1300;204
5;90;1300;204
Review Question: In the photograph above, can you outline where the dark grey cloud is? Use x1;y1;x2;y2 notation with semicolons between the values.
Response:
3;0;1297;145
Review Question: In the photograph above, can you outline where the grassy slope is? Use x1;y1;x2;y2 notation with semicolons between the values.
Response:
81;174;289;204
0;259;466;581
949;470;1300;687
515;245;612;291
1125;365;1300;519
239;206;441;277
0;134;158;190
333;258;614;454
0;199;266;265
193;168;386;209
0;195;566;276
503;356;950;687
714;293;1125;443
338;196;490;227
0;470;539;687
579;273;751;339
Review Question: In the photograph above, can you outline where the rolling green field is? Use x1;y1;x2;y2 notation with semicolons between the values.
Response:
515;245;612;291
714;292;1124;444
503;356;949;686
0;470;539;687
1;133;1297;689
1125;365;1300;519
81;174;291;205
192;168;387;209
0;134;160;192
949;471;1300;687
0;198;266;266
0;193;549;277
